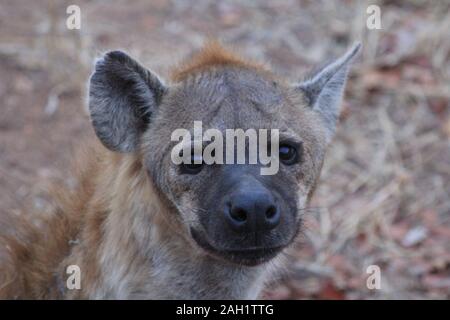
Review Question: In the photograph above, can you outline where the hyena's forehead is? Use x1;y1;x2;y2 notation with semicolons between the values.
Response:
163;68;295;132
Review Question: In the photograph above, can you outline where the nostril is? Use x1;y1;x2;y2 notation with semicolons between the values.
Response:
264;205;280;230
230;208;247;222
265;205;277;220
226;205;249;232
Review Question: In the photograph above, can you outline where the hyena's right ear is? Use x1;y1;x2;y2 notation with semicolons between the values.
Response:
88;51;166;152
295;43;361;142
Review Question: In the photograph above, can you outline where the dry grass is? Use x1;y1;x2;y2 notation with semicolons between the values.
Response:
0;0;449;299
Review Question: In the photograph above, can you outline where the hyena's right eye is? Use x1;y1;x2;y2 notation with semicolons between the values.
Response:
279;142;301;165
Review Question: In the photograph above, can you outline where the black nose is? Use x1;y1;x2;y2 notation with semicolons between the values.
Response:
225;190;280;233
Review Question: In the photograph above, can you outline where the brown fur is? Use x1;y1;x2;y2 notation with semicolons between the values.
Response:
171;40;268;82
0;141;150;298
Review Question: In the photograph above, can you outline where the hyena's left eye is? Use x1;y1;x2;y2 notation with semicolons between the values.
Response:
279;143;300;165
180;154;204;175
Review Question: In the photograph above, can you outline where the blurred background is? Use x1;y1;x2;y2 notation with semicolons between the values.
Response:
0;0;449;299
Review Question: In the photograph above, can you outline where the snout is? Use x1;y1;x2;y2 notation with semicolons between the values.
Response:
225;188;280;233
191;171;299;266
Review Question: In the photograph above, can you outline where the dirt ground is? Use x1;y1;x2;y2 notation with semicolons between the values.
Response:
0;0;449;299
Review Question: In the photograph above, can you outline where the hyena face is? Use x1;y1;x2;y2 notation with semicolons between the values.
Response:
89;42;360;266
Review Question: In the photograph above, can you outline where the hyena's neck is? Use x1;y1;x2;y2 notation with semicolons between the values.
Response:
99;221;267;299
81;154;268;299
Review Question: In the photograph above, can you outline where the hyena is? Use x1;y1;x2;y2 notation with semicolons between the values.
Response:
0;41;360;299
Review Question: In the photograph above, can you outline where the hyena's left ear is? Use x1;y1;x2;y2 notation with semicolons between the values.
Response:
89;51;167;152
296;43;361;141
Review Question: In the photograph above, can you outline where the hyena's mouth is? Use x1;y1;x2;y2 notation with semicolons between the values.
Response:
190;228;284;266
